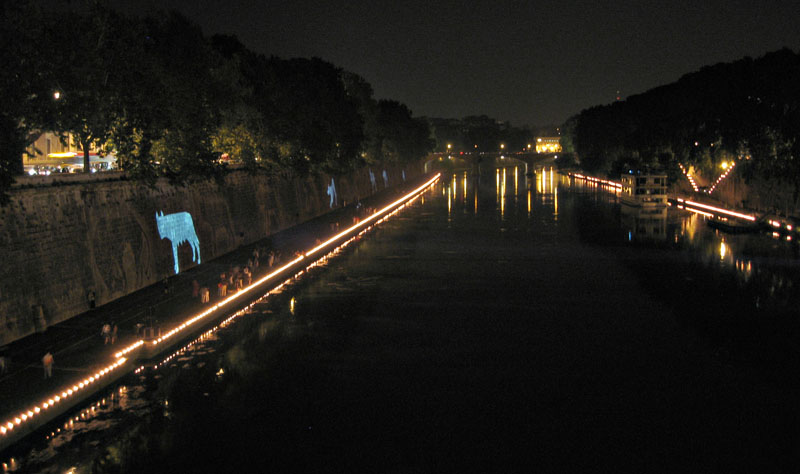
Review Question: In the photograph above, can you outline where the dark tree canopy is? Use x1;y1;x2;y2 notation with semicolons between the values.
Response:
566;48;800;190
0;2;434;202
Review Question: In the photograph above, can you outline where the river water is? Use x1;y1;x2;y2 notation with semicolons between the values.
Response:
11;165;800;473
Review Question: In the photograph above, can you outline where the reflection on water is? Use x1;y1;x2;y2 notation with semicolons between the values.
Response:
621;205;667;241
15;165;800;472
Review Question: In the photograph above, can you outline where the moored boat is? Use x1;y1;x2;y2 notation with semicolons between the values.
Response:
706;216;767;234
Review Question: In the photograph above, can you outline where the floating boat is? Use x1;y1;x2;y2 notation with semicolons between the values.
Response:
706;216;767;234
619;172;668;208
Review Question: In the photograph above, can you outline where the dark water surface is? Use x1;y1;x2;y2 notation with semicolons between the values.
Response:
14;166;800;472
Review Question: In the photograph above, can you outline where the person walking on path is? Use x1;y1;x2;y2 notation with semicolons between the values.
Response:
244;266;252;286
0;352;7;375
111;322;119;345
101;323;112;345
42;352;54;379
87;289;96;309
192;279;200;299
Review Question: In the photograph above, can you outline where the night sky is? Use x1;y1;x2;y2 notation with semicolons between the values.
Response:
113;0;800;126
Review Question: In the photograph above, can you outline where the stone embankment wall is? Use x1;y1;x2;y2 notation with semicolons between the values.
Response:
0;163;421;345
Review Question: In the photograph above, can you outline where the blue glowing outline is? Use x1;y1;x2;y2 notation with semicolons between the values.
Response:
156;211;201;274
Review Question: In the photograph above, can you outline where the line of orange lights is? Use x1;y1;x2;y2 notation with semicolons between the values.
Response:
0;173;440;442
0;357;126;437
708;161;736;194
675;198;756;221
569;173;622;190
673;204;714;217
678;163;699;193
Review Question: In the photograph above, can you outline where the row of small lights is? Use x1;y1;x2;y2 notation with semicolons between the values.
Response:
678;163;699;192
674;198;756;221
707;161;736;194
1;387;129;471
670;201;714;217
0;357;127;438
0;173;441;444
569;173;623;190
45;393;115;441
768;218;794;236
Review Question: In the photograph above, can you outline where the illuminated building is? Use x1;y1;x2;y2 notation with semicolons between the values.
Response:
535;137;561;153
23;131;116;174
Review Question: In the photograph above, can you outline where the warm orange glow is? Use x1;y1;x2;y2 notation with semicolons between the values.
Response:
569;173;622;190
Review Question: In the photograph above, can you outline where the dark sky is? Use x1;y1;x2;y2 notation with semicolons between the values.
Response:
113;0;800;126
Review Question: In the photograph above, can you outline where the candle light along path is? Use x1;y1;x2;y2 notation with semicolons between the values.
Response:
0;173;441;445
568;173;623;190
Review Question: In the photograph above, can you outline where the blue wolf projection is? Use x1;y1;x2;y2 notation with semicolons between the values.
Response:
369;169;377;191
327;178;337;208
156;211;201;274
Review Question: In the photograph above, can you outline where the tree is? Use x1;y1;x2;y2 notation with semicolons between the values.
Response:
143;11;227;183
0;1;56;203
376;100;434;163
50;3;126;173
260;57;364;175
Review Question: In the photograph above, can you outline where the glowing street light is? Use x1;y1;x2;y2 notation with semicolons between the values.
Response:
53;91;61;100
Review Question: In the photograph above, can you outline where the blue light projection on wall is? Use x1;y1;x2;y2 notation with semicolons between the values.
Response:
327;178;337;208
382;170;389;188
402;170;406;182
369;169;377;192
156;211;201;274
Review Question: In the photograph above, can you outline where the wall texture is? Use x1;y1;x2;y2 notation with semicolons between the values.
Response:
0;163;421;345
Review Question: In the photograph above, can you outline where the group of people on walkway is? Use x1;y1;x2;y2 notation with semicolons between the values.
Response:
206;247;280;301
101;321;118;345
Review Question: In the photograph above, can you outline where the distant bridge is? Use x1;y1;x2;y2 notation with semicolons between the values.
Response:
425;152;559;173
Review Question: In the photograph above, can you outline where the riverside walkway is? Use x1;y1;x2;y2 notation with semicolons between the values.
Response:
0;173;440;454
